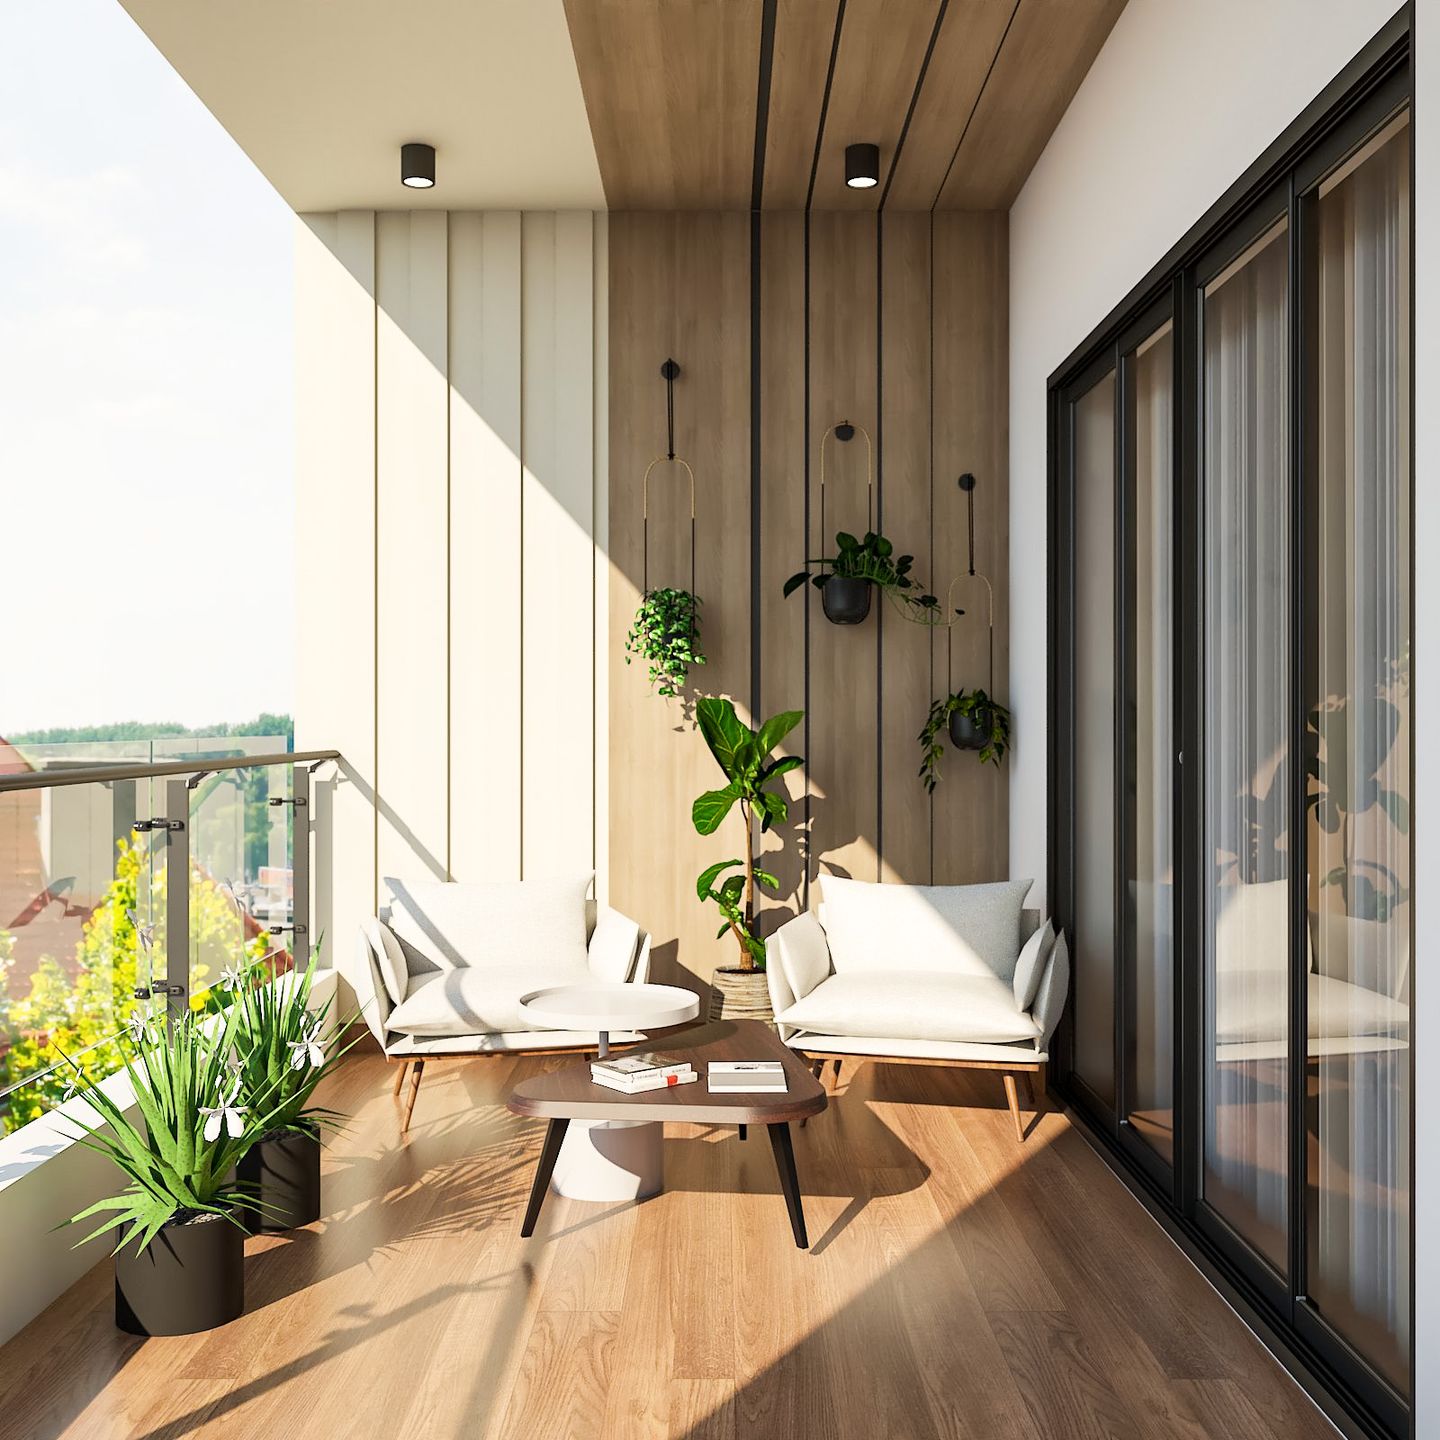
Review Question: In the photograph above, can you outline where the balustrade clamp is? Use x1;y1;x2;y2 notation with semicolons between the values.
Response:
133;817;185;833
267;923;307;936
133;979;185;999
268;796;306;807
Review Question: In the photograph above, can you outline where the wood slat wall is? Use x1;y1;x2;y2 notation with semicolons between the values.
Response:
610;209;1009;982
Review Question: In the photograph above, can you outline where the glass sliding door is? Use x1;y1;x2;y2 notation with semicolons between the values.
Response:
1125;320;1175;1165
1072;370;1118;1108
1306;113;1411;1392
1201;219;1291;1273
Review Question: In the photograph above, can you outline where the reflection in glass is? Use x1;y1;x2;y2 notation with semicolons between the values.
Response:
1074;371;1117;1106
1202;220;1290;1271
1308;115;1411;1392
1127;323;1175;1163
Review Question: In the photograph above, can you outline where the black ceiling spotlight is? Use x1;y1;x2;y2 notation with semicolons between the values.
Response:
401;142;436;190
845;142;879;190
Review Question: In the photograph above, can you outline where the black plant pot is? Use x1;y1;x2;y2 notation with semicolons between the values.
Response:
949;707;989;751
237;1128;322;1234
821;575;872;625
115;1212;244;1336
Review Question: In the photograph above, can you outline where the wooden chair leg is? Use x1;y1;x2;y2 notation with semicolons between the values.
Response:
830;1058;843;1092
402;1059;426;1135
392;1060;410;1097
1002;1073;1026;1144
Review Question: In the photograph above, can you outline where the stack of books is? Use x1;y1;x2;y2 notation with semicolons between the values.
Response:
590;1052;698;1094
706;1060;789;1094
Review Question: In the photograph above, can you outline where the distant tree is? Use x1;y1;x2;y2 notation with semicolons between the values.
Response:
8;715;294;747
0;839;270;1134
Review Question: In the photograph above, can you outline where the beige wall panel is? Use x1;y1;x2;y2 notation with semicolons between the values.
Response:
592;213;611;903
449;212;523;883
608;214;751;987
376;211;450;892
931;212;1009;884
807;212;880;892
522;212;596;880
878;213;934;885
757;213;809;923
295;210;377;959
762;0;842;209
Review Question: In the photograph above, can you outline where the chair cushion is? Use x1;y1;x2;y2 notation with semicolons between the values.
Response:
1214;970;1408;1047
1012;919;1056;1012
383;874;592;976
386;964;592;1037
365;917;409;1006
818;876;1034;981
776;971;1042;1045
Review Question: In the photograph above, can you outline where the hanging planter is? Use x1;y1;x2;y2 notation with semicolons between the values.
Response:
115;1211;244;1336
631;359;705;696
949;702;990;751
821;574;871;624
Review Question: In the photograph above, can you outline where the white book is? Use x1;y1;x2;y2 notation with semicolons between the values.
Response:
708;1061;786;1074
591;1052;693;1081
591;1069;699;1095
706;1068;789;1094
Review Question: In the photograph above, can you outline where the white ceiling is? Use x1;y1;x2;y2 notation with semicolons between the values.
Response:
119;0;606;213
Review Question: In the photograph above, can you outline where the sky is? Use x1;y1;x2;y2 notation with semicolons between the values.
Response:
0;0;294;734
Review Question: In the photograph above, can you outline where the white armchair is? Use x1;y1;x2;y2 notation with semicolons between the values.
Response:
765;877;1069;1141
350;874;652;1132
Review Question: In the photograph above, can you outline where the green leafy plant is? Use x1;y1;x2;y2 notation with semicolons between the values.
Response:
625;587;705;697
692;698;804;971
918;688;1011;790
59;1009;289;1254
219;950;352;1139
784;530;935;607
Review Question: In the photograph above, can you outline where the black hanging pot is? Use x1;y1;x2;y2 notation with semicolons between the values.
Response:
115;1211;244;1336
949;706;990;751
821;575;872;625
237;1128;322;1234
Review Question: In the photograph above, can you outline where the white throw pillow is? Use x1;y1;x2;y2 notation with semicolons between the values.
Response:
777;971;1041;1045
1012;919;1055;1012
365;917;409;1006
818;876;1033;980
386;964;591;1036
587;907;640;983
1032;931;1070;1046
1214;879;1314;974
383;874;593;974
772;910;833;1001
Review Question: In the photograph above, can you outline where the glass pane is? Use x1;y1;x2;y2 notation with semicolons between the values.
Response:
0;772;161;1134
1127;322;1175;1163
1202;218;1291;1272
1307;114;1411;1392
1073;370;1117;1105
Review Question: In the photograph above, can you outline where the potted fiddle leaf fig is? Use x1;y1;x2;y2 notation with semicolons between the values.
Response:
783;531;936;626
692;697;804;1021
223;951;352;1234
60;1008;287;1336
625;587;705;697
918;688;1012;791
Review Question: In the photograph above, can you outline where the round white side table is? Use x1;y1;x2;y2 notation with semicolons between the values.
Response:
517;982;700;1202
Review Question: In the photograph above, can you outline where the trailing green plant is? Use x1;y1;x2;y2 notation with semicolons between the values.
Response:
217;949;354;1139
625;587;705;697
918;688;1012;790
58;1008;291;1254
692;697;804;971
784;530;946;623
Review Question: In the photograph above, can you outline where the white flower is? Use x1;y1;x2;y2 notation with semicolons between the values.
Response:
125;1012;152;1043
288;1024;325;1071
61;1072;82;1101
220;962;246;989
200;1081;248;1142
125;909;156;955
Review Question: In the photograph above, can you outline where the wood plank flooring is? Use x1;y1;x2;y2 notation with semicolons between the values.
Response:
0;1048;1339;1440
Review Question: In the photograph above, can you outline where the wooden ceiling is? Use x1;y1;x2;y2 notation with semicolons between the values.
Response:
563;0;1128;211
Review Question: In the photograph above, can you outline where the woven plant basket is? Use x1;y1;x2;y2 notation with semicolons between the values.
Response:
708;967;774;1024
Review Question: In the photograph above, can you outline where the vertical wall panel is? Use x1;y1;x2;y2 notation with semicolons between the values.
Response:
449;212;522;883
758;213;809;921
878;213;935;885
295;210;376;958
808;212;881;890
592;214;610;902
522;212;596;880
931;212;1010;884
376;211;450;889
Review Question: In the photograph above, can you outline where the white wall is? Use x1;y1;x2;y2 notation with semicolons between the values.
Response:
295;211;609;966
1007;0;1404;909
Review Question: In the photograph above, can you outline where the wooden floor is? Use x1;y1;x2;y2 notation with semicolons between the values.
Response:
0;1047;1339;1440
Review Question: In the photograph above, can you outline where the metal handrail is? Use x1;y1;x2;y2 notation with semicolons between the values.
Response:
0;748;340;794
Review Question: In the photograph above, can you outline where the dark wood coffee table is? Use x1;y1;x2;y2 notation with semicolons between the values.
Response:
507;1019;827;1248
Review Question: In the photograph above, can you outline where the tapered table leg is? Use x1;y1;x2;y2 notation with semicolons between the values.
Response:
767;1122;809;1249
738;1124;747;1141
521;1119;570;1238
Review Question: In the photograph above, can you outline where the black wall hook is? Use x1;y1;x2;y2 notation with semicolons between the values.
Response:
661;359;681;460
